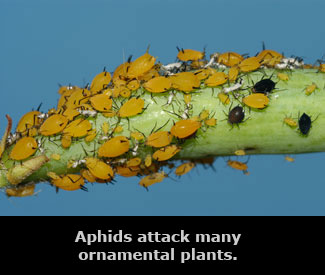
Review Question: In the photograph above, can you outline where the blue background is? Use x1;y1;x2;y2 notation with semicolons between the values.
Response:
1;0;325;216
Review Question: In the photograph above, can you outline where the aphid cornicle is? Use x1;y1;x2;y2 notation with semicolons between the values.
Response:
252;78;276;94
298;113;312;135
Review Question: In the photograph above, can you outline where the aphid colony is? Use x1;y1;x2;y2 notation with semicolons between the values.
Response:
1;46;324;197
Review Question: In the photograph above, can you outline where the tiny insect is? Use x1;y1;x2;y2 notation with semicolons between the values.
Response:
298;113;312;135
170;72;201;93
227;106;245;126
118;97;145;117
252;78;276;94
238;57;261;72
98;136;130;158
175;162;195;176
227;160;249;174
204;72;228;87
242;93;269;109
285;155;295;162
48;173;86;191
152;145;181;161
217;52;244;67
90;93;113;112
283;117;297;128
6;184;36;197
277;73;289;81
139;171;167;188
39;114;69;136
146;131;173;148
305;83;317;96
170;119;201;139
143;76;172;93
90;70;112;93
85;157;114;180
126;50;156;79
9;136;38;160
176;47;204;62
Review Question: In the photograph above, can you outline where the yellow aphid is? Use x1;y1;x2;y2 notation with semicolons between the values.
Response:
126;157;141;167
98;136;130;158
143;76;172;93
152;145;181;161
90;93;113;112
139;171;167;188
218;92;230;105
137;65;160;81
204;72;228;87
113;61;131;81
114;125;123;133
65;88;91;109
126;79;140;91
6;184;35;197
284;117;297;128
118;97;145;117
85;129;97;142
62;118;92;137
146;131;173;148
277;73;289;81
305;83;317;95
57;85;79;95
170;72;201;93
61;134;72;148
39;114;69;136
193;69;212;80
16;111;42;136
51;154;61;160
116;165;140;177
175;162;195;176
204;118;217;126
217;52;244;67
256;49;283;66
191;60;207;69
238;57;261;72
242;93;269;109
102;110;116;118
170;119;201;139
80;169;97;183
228;67;239;82
90;71;111;93
61;107;80;121
145;154;152;167
234;149;246;156
102;122;110;135
119;87;131;98
177;48;204;62
319;64;325;73
199;110;210;121
9;137;38;161
285;155;295;162
126;52;156;79
184;94;191;105
85;157;114;180
50;173;85;191
131;131;145;141
227;160;248;172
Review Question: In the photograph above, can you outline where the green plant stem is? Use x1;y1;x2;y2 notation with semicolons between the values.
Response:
0;68;325;188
